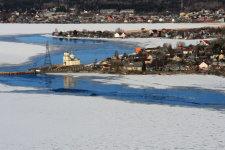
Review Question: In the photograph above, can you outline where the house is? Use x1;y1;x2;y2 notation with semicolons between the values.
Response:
165;32;172;38
63;50;80;66
140;28;149;37
159;18;164;22
114;32;126;38
172;55;182;62
120;9;135;14
200;40;211;46
219;54;224;60
100;9;116;14
102;64;110;70
137;17;144;22
135;47;141;53
108;16;113;21
145;55;153;64
152;29;158;37
178;46;183;50
124;19;129;23
148;19;153;23
176;35;183;39
199;62;208;70
101;61;111;70
123;62;142;71
183;49;193;54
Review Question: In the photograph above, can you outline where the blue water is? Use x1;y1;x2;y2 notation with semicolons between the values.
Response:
0;34;225;107
0;74;225;107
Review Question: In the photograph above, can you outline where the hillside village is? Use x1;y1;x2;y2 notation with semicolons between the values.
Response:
89;38;225;76
1;8;225;23
53;26;225;39
50;26;225;76
33;36;225;76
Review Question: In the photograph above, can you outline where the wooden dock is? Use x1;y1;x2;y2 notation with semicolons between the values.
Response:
0;71;35;76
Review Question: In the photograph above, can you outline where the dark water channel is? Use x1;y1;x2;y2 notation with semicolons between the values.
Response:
0;34;225;107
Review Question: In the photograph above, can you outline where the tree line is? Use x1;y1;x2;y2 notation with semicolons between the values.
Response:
1;0;225;13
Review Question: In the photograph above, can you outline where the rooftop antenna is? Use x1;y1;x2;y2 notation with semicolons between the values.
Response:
44;41;52;66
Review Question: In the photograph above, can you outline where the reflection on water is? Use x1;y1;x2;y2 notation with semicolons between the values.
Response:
64;76;76;88
0;74;225;107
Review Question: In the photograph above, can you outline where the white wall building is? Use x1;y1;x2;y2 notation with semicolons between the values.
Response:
63;50;80;66
114;33;126;38
199;62;208;70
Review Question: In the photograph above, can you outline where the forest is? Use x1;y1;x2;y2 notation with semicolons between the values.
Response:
0;0;225;13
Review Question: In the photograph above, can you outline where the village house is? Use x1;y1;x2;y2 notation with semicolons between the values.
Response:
100;9;117;14
219;54;224;60
122;62;142;71
114;32;126;38
199;62;209;70
200;40;211;46
145;55;153;64
183;49;193;55
120;9;134;15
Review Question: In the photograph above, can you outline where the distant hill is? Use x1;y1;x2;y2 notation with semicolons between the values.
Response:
0;0;225;13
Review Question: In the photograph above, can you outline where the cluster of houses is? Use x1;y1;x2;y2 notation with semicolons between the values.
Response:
114;27;224;39
91;39;225;74
31;37;225;75
53;26;225;40
1;7;225;23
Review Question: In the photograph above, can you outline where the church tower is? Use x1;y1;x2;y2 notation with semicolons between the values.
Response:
63;50;70;65
70;51;75;59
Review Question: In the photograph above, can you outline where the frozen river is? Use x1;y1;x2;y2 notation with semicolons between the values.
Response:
0;34;225;107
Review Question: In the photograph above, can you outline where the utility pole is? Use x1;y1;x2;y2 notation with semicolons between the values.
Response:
181;0;183;11
44;42;52;66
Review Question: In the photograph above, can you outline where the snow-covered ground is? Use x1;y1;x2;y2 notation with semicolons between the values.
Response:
0;41;46;66
52;73;225;93
0;23;222;36
0;82;38;92
0;83;225;150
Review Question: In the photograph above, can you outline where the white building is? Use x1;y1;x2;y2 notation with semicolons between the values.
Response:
63;50;80;66
199;62;208;70
114;33;126;38
120;9;134;14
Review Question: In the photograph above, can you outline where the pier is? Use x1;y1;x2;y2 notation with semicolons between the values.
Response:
0;71;35;76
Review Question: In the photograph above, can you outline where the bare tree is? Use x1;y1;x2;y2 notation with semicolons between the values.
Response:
115;28;124;33
176;41;186;47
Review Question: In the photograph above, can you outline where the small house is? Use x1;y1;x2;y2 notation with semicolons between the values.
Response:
199;62;208;70
114;32;126;38
183;49;193;55
200;40;211;46
135;47;142;53
123;62;142;71
219;54;224;60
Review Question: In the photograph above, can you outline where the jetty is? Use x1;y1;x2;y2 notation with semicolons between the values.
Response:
0;71;35;76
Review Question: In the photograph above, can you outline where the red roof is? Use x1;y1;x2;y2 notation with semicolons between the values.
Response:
178;46;183;49
103;64;110;67
183;49;192;51
203;40;210;44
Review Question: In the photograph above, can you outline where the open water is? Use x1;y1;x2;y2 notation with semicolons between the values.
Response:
0;34;225;107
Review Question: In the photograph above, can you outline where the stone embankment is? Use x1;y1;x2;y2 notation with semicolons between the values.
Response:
0;71;35;76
